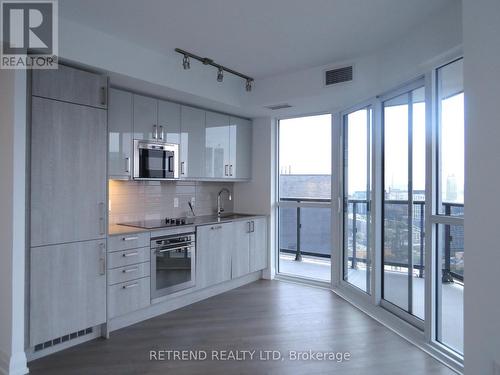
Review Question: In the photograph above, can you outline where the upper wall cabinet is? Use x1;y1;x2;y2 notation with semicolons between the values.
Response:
229;117;252;180
133;94;181;143
32;65;108;109
108;88;133;179
205;111;230;178
180;106;205;178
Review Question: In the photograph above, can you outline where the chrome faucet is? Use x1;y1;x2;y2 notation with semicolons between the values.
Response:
217;188;232;217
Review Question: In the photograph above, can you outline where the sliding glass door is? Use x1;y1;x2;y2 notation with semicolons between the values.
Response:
342;106;372;293
277;114;332;282
382;82;426;323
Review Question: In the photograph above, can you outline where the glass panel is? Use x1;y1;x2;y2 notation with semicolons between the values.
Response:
343;107;372;293
436;224;464;354
279;114;332;200
383;92;410;311
382;86;426;320
437;59;464;216
278;207;331;282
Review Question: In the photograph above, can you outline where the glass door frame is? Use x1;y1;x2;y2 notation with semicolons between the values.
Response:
274;114;335;287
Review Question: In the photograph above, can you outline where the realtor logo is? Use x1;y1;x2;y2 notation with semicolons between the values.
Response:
1;0;58;69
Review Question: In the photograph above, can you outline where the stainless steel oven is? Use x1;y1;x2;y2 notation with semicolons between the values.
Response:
150;231;195;298
133;140;179;180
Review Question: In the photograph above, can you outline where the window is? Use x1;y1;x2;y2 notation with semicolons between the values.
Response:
342;106;372;293
278;114;332;282
435;58;464;355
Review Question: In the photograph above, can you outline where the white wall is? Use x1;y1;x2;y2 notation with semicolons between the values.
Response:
463;0;500;374
0;68;28;375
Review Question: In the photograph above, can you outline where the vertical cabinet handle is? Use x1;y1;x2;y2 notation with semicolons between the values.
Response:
247;221;252;233
152;125;157;139
229;165;233;176
100;87;107;106
98;202;105;235
125;157;130;173
225;165;229;176
159;125;164;140
99;243;106;275
181;161;185;175
251;221;255;233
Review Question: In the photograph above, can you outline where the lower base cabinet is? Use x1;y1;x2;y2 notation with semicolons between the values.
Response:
30;240;107;346
108;277;150;318
197;217;267;289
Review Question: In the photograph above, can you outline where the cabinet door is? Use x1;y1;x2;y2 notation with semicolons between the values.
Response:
180;106;205;178
133;94;158;141
158;100;181;144
229;117;252;179
250;218;268;272
205;111;230;178
196;223;233;289
108;89;133;178
30;240;107;346
32;65;108;109
31;97;107;247
231;221;250;278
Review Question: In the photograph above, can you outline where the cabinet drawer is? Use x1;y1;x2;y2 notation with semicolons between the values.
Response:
108;232;150;252
107;247;150;269
108;277;150;318
108;262;150;285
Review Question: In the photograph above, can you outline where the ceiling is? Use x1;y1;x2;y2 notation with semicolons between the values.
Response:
60;0;454;80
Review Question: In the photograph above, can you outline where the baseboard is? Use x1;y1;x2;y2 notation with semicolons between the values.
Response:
0;350;29;375
108;271;262;333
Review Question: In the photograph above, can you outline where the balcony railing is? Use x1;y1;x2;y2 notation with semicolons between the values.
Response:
279;197;464;283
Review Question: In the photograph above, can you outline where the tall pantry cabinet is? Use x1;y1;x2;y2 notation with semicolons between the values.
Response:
29;65;108;349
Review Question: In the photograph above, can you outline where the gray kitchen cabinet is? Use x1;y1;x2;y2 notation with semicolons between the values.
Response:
133;94;158;141
180;106;205;178
196;223;233;289
29;240;107;346
108;277;150;318
249;218;268;272
229;117;252;180
30;96;107;247
205;111;230;178
158;99;181;144
108;88;133;178
32;64;108;109
231;221;251;278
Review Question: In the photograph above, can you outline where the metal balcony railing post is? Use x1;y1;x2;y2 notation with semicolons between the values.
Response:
352;202;357;269
419;203;424;278
442;203;453;283
295;206;302;261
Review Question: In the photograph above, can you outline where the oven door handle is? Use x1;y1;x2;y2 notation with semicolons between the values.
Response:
157;245;194;253
153;241;193;249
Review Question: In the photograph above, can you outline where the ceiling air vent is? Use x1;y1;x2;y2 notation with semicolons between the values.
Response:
325;66;353;86
265;104;292;110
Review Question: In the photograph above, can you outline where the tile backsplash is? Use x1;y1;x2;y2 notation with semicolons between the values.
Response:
108;180;234;225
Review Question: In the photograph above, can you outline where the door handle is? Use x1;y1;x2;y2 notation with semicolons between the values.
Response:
225;165;229;176
122;251;138;257
98;202;105;235
247;221;252;233
159;125;164;140
99;243;106;275
181;161;185;175
122;236;138;241
125;157;130;173
100;87;107;106
122;282;139;290
229;165;233;176
153;125;157;139
122;267;139;273
251;221;255;233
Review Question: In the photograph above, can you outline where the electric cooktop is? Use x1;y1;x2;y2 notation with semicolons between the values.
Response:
119;217;195;229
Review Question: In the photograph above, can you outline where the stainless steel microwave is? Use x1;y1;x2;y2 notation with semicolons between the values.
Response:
133;140;179;180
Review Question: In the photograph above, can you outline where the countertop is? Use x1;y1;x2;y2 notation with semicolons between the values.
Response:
108;213;267;236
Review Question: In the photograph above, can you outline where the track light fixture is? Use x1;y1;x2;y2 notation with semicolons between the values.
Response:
175;48;254;92
182;54;190;70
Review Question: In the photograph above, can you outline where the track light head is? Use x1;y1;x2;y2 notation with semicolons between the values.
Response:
182;55;190;70
217;67;224;82
245;79;252;92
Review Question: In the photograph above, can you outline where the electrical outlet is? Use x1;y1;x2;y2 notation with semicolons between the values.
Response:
173;197;179;208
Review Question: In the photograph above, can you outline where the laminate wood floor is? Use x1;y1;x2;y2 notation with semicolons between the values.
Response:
29;280;457;375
